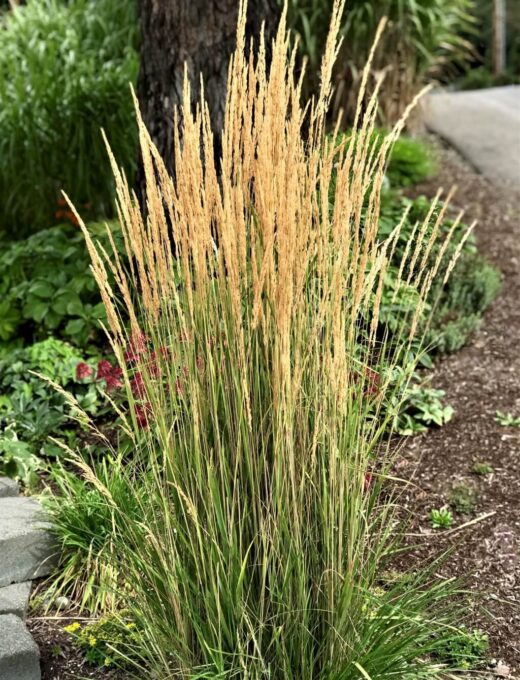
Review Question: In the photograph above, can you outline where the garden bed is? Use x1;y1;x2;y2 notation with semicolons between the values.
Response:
20;136;518;680
1;1;516;677
394;140;520;674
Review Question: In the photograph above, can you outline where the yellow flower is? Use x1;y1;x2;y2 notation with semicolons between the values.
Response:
64;622;81;634
125;622;136;629
88;636;97;647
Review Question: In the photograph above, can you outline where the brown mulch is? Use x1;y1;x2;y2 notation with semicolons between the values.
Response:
395;141;520;673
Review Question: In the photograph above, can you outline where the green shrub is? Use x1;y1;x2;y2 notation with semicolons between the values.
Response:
396;382;454;436
0;337;105;485
283;0;474;123
376;193;501;358
386;136;437;187
0;0;138;237
427;254;501;353
0;221;124;347
460;0;520;86
0;431;41;489
458;65;494;90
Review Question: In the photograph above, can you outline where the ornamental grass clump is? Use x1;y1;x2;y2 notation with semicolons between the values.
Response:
64;1;470;676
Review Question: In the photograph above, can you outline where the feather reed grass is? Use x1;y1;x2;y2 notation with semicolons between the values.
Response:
58;1;470;676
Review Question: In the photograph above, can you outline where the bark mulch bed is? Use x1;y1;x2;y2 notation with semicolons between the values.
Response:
395;141;520;676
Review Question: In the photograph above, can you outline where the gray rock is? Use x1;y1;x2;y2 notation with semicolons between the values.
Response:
53;595;70;610
0;477;19;498
0;614;40;680
0;497;58;587
0;581;32;618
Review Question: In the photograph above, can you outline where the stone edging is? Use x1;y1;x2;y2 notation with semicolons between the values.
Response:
0;477;57;680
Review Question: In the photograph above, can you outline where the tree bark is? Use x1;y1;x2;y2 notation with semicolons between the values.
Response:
136;0;280;191
492;0;507;76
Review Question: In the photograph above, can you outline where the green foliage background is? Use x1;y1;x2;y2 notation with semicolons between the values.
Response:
0;0;138;237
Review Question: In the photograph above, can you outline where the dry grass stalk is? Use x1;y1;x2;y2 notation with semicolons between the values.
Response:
61;0;468;675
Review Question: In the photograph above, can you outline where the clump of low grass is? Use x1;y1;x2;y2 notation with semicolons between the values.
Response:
42;455;141;614
53;1;475;676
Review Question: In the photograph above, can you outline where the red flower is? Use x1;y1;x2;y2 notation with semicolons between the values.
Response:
364;472;373;492
105;370;123;392
64;210;79;225
97;359;114;380
135;402;152;429
96;360;123;391
123;348;138;364
130;372;146;399
76;362;93;380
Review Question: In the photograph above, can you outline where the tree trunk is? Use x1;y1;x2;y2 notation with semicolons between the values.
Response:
492;0;507;76
136;0;280;192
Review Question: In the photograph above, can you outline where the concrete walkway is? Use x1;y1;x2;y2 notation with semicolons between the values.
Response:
424;86;520;188
0;478;57;680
